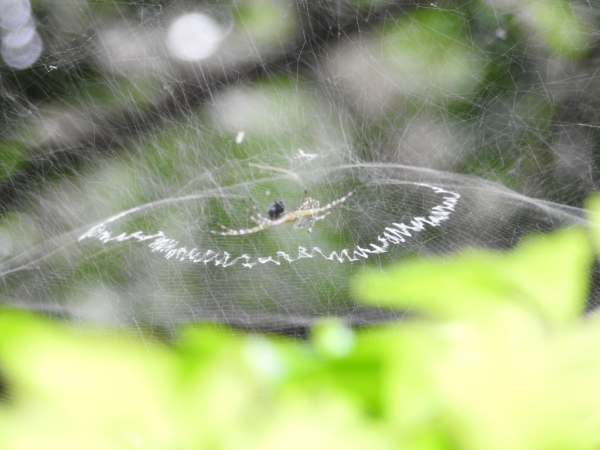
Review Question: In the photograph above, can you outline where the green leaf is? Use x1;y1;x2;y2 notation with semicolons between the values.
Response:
525;0;589;58
585;193;600;254
0;311;185;450
310;319;355;358
352;227;592;323
380;310;600;450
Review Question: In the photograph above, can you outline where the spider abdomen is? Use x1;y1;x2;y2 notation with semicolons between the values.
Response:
268;201;285;220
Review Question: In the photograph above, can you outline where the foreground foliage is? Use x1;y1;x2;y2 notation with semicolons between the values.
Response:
1;197;600;449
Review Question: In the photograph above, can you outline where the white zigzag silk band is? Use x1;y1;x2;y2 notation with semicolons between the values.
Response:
79;184;460;268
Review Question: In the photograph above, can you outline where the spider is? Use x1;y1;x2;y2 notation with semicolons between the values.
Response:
207;189;355;236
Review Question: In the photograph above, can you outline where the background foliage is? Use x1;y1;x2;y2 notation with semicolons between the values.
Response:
1;0;600;445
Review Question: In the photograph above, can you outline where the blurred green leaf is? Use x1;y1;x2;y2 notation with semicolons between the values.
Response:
525;0;589;58
0;140;27;181
353;227;592;323
233;0;295;45
585;193;600;254
379;9;487;99
0;312;387;449
0;311;184;450
310;319;355;358
377;307;600;450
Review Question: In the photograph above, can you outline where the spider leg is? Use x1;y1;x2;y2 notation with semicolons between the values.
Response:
291;188;355;232
205;222;236;235
311;188;356;215
292;189;355;219
207;224;260;236
243;199;266;225
307;211;331;232
207;217;278;236
314;211;331;221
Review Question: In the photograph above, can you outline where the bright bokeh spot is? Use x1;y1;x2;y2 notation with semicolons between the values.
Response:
167;13;223;61
0;0;42;69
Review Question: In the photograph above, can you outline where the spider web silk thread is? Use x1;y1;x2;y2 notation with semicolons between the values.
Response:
78;184;460;268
